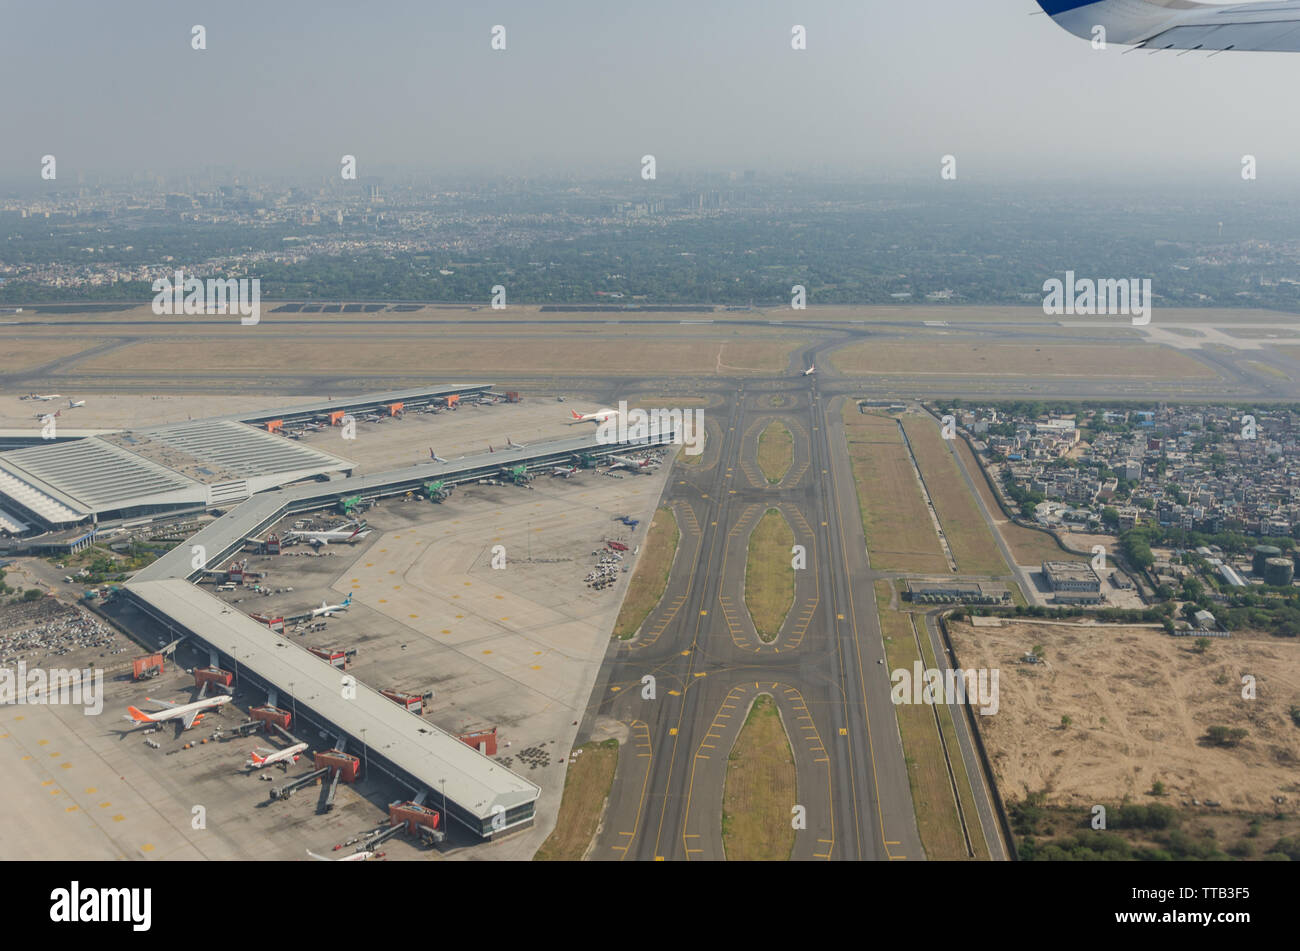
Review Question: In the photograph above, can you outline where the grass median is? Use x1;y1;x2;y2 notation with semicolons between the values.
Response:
722;694;797;861
613;507;679;639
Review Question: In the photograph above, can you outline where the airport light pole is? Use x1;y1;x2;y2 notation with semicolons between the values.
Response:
440;777;447;831
230;644;237;685
289;681;295;720
360;728;368;778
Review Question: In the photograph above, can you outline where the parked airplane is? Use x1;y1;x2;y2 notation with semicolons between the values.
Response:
1037;0;1300;52
124;693;232;731
310;594;353;618
607;454;654;472
803;365;816;376
551;465;580;478
67;398;86;408
569;408;621;424
34;409;60;420
429;448;447;463
283;524;371;547
29;393;61;401
246;741;308;770
506;436;527;450
307;849;375;862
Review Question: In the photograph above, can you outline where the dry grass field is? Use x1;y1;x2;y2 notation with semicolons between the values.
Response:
533;738;620;861
613;507;680;640
827;341;1216;380
744;508;796;642
875;581;976;859
953;437;1075;566
721;694;797;861
1;337;107;372
947;619;1300;815
75;335;805;377
756;420;794;484
900;416;1007;576
842;407;948;573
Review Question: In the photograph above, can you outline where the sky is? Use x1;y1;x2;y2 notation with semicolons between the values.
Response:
1;0;1295;186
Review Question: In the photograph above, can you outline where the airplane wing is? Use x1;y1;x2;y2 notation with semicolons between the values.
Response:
181;707;201;730
1038;0;1300;51
144;697;180;709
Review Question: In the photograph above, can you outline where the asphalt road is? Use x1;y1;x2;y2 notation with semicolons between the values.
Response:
588;378;923;861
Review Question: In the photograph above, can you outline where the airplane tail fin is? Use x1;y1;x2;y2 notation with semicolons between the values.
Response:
342;594;352;606
249;750;266;765
126;706;153;722
571;410;582;419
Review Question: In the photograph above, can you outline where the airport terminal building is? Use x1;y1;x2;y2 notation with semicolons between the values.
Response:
9;384;679;840
0;385;487;538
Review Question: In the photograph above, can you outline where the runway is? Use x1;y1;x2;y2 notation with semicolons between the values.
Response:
588;377;923;861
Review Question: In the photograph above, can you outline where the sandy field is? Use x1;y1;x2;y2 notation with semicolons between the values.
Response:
948;619;1300;814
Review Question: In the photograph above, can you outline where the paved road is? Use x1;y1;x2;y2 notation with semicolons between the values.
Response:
587;378;922;861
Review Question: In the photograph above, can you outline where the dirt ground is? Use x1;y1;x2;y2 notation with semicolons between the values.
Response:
947;619;1300;815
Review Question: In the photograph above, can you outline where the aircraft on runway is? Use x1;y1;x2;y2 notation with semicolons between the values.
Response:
67;399;86;408
506;436;527;450
283;524;371;547
569;408;621;424
803;365;816;376
34;409;60;421
124;693;232;731
429;448;447;463
246;742;308;770
1037;0;1300;51
27;393;61;401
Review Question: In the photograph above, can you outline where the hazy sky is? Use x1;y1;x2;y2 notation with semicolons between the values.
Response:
2;0;1296;185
